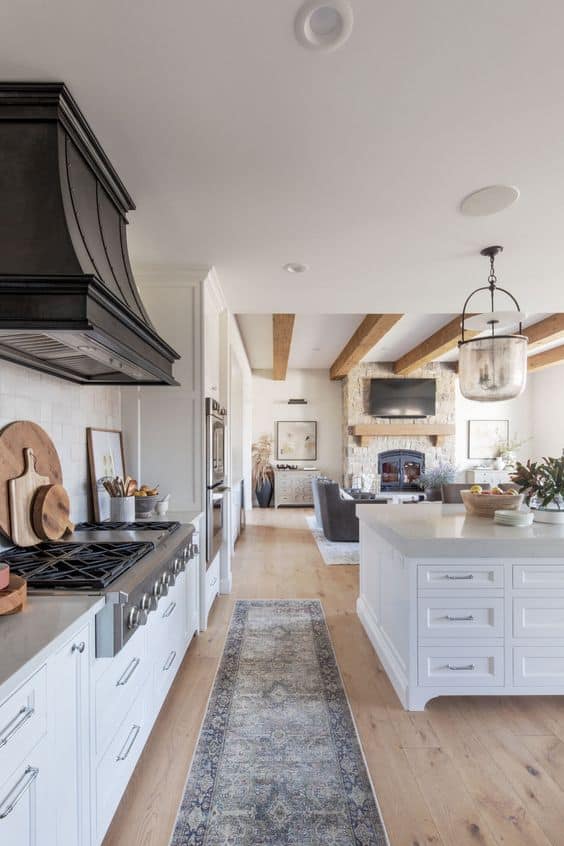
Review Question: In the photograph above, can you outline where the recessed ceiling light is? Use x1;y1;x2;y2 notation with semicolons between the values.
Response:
283;262;309;273
460;185;520;216
294;1;354;52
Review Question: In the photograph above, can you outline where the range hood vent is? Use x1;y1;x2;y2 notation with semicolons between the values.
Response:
0;83;179;385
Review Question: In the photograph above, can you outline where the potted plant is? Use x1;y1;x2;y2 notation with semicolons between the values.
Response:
252;435;274;507
419;461;457;501
511;456;564;523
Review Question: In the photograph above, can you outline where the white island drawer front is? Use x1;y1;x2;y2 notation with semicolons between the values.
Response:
0;665;47;783
418;597;504;639
418;562;504;590
513;564;564;590
95;627;147;755
514;647;564;685
513;597;564;638
418;646;504;686
96;690;149;842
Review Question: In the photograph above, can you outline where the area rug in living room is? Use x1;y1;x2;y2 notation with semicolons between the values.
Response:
171;600;388;846
305;514;359;565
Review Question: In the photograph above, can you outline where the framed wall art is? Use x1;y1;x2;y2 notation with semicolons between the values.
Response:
467;419;509;460
87;428;126;521
276;420;317;461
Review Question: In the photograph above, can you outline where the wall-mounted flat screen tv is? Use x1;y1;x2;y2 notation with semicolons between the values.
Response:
368;378;436;418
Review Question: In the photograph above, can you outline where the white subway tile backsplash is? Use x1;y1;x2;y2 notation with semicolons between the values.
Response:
0;360;121;524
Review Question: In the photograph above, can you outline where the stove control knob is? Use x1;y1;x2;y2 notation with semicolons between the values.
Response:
173;556;186;574
139;592;156;612
163;569;176;588
152;579;163;601
127;606;147;630
159;572;170;596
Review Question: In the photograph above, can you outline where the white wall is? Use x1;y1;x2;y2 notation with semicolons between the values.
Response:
252;369;343;482
530;367;564;458
0;360;120;528
454;378;533;469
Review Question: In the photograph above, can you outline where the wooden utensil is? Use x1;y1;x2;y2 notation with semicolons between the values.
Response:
0;421;62;540
0;574;27;615
9;448;51;546
32;484;74;541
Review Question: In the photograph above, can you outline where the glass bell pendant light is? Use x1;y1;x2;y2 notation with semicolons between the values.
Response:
458;246;528;401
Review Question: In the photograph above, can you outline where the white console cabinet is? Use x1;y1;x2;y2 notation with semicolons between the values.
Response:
465;468;511;487
273;470;316;508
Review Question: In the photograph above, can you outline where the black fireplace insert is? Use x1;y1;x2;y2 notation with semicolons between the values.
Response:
378;450;425;491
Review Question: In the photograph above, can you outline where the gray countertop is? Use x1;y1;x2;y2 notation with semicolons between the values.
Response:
0;594;104;699
356;503;564;558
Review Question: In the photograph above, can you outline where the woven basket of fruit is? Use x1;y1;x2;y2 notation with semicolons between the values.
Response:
461;485;524;517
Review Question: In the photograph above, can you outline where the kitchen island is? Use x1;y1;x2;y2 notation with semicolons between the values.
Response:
356;503;564;710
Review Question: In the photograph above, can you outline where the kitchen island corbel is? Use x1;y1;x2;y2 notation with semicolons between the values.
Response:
356;503;564;711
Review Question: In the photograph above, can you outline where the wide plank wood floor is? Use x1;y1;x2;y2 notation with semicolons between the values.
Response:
104;507;564;846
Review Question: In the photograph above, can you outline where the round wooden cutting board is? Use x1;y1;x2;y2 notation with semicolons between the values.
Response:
32;484;72;540
0;421;63;540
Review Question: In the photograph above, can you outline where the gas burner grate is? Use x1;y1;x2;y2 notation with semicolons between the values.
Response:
2;541;154;590
74;521;180;534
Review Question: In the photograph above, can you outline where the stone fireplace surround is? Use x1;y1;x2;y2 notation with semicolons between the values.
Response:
342;361;456;487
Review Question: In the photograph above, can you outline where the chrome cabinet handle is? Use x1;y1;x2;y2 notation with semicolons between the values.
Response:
116;657;140;687
162;601;177;619
446;663;476;671
445;615;475;622
116;725;141;762
0;706;34;749
0;766;39;819
445;574;474;580
163;650;176;671
72;641;85;654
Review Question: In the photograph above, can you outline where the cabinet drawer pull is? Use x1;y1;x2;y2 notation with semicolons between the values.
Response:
445;615;475;622
116;724;141;762
72;641;85;654
445;574;474;580
0;766;39;819
163;650;176;672
446;663;476;671
162;601;177;619
0;705;34;749
116;657;140;687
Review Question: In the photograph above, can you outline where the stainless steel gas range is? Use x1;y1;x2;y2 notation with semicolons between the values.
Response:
3;520;196;657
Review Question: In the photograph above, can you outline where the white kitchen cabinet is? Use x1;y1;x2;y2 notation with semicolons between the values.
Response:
50;625;91;846
0;735;53;846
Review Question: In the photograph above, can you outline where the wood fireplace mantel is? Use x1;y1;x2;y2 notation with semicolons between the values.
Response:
351;423;455;447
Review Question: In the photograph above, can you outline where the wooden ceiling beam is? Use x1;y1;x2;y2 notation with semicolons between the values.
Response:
330;314;403;380
528;344;564;372
272;314;295;380
393;315;477;376
524;313;564;348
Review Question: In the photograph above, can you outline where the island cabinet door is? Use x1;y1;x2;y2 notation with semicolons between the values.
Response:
0;734;53;846
49;623;91;846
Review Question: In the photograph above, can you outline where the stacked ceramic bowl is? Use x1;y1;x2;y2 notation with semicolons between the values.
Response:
494;509;534;527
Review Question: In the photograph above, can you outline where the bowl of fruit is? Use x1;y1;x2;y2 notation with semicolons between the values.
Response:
134;484;160;516
461;485;524;517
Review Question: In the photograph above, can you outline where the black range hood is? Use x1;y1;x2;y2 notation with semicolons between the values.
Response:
0;82;179;385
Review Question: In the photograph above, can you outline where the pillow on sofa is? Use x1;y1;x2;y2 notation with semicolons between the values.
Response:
339;487;354;500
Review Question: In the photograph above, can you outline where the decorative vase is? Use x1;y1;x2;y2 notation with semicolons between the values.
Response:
494;457;506;470
255;478;273;508
531;494;564;524
425;487;442;502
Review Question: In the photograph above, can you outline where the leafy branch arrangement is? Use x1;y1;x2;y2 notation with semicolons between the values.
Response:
252;435;274;488
419;461;457;490
511;456;564;510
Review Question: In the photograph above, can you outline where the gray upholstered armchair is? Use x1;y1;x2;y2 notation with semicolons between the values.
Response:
313;479;375;542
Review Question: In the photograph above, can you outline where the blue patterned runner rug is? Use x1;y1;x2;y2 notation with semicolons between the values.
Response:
170;599;388;846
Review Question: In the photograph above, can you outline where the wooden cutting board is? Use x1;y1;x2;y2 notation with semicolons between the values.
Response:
0;421;62;541
9;448;51;546
32;484;74;541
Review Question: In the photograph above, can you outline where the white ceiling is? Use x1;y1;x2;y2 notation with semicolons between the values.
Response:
3;2;564;313
237;312;556;369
